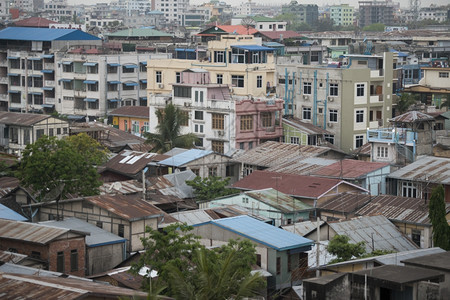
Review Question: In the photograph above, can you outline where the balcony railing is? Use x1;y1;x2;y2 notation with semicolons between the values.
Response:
367;128;416;145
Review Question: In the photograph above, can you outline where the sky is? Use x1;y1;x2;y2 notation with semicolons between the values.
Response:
68;0;447;9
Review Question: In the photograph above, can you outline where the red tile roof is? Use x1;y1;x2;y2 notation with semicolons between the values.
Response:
218;25;258;35
14;17;58;27
258;30;302;40
232;170;349;199
109;106;150;118
311;159;389;179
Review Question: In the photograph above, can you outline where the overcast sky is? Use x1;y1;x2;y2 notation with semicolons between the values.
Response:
68;0;447;10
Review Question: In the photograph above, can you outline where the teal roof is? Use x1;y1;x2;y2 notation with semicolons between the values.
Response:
194;215;313;251
108;28;172;38
0;204;27;221
252;16;276;22
0;27;100;41
158;149;213;167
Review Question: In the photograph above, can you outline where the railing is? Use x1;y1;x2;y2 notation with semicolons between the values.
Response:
45;80;55;86
0;94;7;101
367;128;416;145
370;69;383;77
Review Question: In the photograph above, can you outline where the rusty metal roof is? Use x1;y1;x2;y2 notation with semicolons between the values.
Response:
0;272;148;299
328;215;419;253
100;180;143;195
0;250;27;264
0;177;19;198
388;156;450;184
147;170;196;199
312;159;389;180
389;111;435;123
283;117;333;135
319;193;372;214
244;188;312;213
281;220;325;237
232;141;341;167
102;150;168;177
0;112;50;126
85;194;163;221
0;219;85;245
355;194;440;225
109;106;150;118
265;157;337;175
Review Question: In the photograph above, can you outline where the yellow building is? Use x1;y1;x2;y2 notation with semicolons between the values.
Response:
146;35;277;99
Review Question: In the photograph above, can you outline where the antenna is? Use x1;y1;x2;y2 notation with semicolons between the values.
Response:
241;17;256;35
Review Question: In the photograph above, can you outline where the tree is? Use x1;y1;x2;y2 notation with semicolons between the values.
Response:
65;133;109;166
186;176;237;201
327;235;366;263
16;134;108;201
144;103;198;153
314;18;335;32
429;185;450;250
362;23;385;32
396;93;419;114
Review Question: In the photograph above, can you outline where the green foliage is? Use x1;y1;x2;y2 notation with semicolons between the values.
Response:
16;134;108;201
0;161;14;177
131;224;265;299
396;93;419;114
144;103;198;153
360;249;395;258
327;235;366;263
362;23;385;32
275;13;312;31
315;18;335;32
429;185;450;250
186;176;237;201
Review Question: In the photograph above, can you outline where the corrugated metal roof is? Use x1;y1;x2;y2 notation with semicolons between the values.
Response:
100;180;143;195
352;265;444;285
195;215;313;251
109;106;150;118
244;188;312;213
13;17;58;27
233;170;367;199
40;218;126;247
85;194;163;221
319;193;372;214
0;251;28;264
108;28;172;37
390;111;434;123
103;150;166;176
266;157;337;175
158;149;213;167
148;170;196;199
0;111;50;126
0;204;27;221
328;215;419;253
388;156;450;184
355;194;439;225
0;263;91;280
0;219;84;245
0;27;100;41
232;141;339;167
312;159;389;180
282;220;325;237
0;177;20;198
401;251;450;271
283;117;332;135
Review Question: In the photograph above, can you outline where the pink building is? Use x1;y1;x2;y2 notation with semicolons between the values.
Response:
235;98;284;150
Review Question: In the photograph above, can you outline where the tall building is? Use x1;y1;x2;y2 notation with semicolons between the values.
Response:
359;1;395;28
276;52;395;153
281;1;318;27
0;0;9;21
153;0;189;26
330;4;354;27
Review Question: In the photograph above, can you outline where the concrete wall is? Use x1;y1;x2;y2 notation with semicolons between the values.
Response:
87;242;125;275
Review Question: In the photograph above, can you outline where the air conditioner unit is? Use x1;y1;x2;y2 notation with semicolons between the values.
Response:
303;95;309;100
327;122;334;128
328;96;334;102
158;83;164;89
218;130;225;136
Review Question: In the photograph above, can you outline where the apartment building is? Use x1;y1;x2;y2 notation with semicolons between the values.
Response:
276;52;394;153
153;0;189;25
44;0;76;22
281;2;318;27
359;1;395;28
330;4;354;27
146;35;277;99
0;0;9;21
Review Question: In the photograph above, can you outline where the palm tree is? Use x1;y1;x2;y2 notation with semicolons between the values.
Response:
145;103;198;153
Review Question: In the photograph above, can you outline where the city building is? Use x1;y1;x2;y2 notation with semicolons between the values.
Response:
109;106;150;136
281;1;318;27
0;0;9;21
330;4;354;27
358;0;395;28
153;0;189;25
43;0;76;22
231;16;287;32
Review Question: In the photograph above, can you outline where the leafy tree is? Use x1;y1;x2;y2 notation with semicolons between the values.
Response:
396;93;419;114
16;134;107;201
144;103;198;153
362;23;385;32
327;235;366;263
0;161;14;177
429;185;450;250
186;176;237;201
65;133;109;166
315;18;335;32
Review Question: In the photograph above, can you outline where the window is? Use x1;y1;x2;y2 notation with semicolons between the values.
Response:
231;48;245;63
208;166;218;176
439;72;449;78
87;65;98;74
248;141;253;149
156;71;162;83
132;120;140;134
240;115;253;131
63;81;73;90
302;107;311;120
355;135;364;148
123;65;136;73
214;51;225;63
329;83;338;96
31;251;41;259
276;257;281;275
140;64;147;72
122;83;135;91
288;254;292;272
194;111;203;120
412;229;421;247
62;63;73;72
212;141;224;154
303;82;312;94
261;112;272;127
324;134;335;144
356;110;364;123
377;146;388;158
240;142;245;150
257;75;262;88
118;224;124;237
87;82;98;92
216;74;223;84
329;109;338;122
57;252;64;273
191;168;200;176
226;165;235;177
290;136;299;144
212;113;224;130
36;129;44;140
256;254;261;267
88;101;98;110
194;124;203;133
96;221;103;228
308;135;317;145
174;86;191;98
356;83;365;97
231;75;244;88
108;83;118;91
107;65;118;73
402;182;417;198
70;250;78;271
176;72;181;83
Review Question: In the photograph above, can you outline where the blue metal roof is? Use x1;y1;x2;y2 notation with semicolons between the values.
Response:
108;81;121;84
59;78;72;82
42;87;54;91
175;48;196;52
41;69;54;73
158;149;213;167
83;62;98;66
108;99;120;102
83;80;98;84
194;215;313;251
124;64;138;69
41;104;55;108
124;82;138;86
140;61;147;65
107;63;121;67
41;54;54;58
84;98;97;102
0;27;101;41
0;204;27;221
140;79;147;84
7;73;19;76
231;45;274;51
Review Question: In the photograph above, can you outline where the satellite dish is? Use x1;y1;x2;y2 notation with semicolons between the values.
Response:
241;17;256;34
214;26;218;30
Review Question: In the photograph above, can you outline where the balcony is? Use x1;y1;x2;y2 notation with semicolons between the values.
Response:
370;69;383;78
0;94;7;101
370;94;383;103
367;128;416;146
44;97;55;104
0;77;7;84
45;80;55;86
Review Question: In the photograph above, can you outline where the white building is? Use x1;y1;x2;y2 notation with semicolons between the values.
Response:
44;0;76;22
110;0;152;15
153;0;189;26
0;0;9;21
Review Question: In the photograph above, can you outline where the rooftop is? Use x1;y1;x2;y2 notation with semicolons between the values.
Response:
0;204;27;222
265;157;337;175
109;106;150;119
258;30;302;40
401;251;450;272
194;215;314;251
102;150;168;177
157;149;214;167
0;177;20;198
387;156;450;184
0;27;100;41
147;170;196;199
0;112;51;126
281;220;325;237
13;17;58;28
108;28;172;38
283;117;333;135
390;111;435;124
311;159;389;180
244;188;312;213
318;193;372;215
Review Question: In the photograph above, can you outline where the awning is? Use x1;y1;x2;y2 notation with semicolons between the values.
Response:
41;69;54;73
140;79;147;84
123;64;138;69
42;87;54;91
7;73;19;76
139;97;147;100
231;45;274;51
83;80;98;84
30;74;42;78
28;57;42;61
59;78;72;82
140;61;147;66
84;98;98;102
8;90;20;94
83;62;98;66
124;82;138;86
29;92;42;95
62;61;73;65
107;63;121;67
67;115;86;120
175;48;196;52
7;56;19;59
41;104;55;108
108;99;120;102
41;54;54;59
108;81;121;84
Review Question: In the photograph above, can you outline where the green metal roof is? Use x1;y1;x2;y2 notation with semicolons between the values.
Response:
251;16;276;22
107;28;172;38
